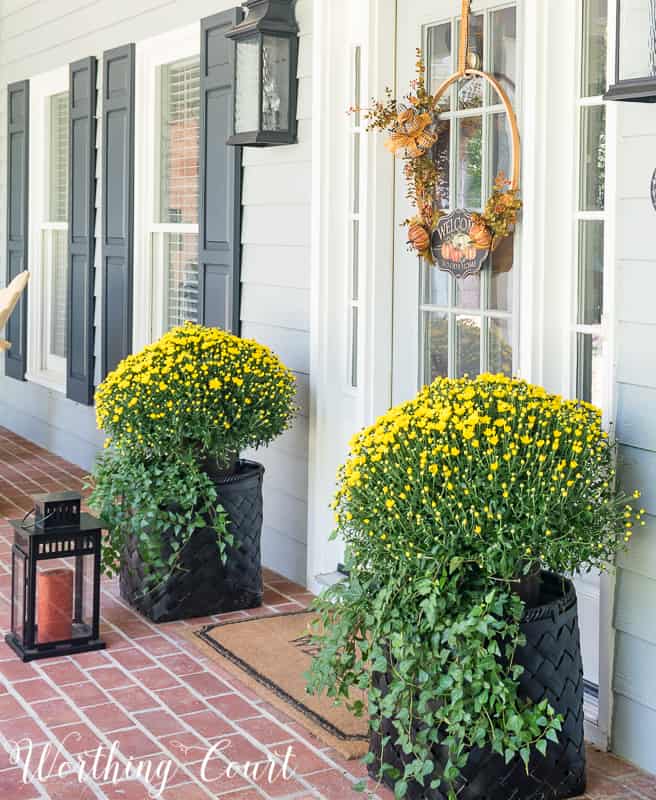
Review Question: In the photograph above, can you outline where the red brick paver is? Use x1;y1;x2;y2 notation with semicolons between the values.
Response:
0;427;652;799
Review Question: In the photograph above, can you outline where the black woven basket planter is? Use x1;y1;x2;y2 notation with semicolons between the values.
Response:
369;572;586;800
120;460;265;623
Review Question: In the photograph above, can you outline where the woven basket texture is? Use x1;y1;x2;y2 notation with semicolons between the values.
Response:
369;572;586;800
120;460;264;623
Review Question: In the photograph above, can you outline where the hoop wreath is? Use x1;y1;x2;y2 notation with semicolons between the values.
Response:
354;44;522;271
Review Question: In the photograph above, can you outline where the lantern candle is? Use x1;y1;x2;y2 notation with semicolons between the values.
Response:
37;568;74;643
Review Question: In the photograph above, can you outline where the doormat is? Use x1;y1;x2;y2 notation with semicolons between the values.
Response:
192;611;369;759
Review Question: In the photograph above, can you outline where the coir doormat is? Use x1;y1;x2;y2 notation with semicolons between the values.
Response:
193;611;368;759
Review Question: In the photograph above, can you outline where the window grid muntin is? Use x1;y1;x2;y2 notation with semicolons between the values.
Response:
574;0;608;407
420;3;518;385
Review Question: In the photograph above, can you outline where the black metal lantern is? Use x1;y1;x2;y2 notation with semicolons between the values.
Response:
226;0;298;146
5;491;106;662
605;0;656;101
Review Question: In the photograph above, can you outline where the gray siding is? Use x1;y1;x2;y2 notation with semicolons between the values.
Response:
0;0;313;584
611;102;656;773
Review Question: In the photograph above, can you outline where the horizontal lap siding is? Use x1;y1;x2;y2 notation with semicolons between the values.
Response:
241;1;313;584
612;102;656;773
0;0;315;583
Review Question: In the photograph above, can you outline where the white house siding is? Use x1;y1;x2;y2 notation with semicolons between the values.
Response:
611;102;656;773
0;0;313;584
241;0;312;583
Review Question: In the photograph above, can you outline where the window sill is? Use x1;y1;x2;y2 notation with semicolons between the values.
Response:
25;370;66;395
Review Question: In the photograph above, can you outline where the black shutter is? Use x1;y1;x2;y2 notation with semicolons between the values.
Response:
101;43;135;377
67;57;97;404
5;80;29;381
199;10;243;333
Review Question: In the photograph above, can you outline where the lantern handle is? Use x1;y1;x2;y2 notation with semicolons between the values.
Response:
432;68;521;191
458;0;471;75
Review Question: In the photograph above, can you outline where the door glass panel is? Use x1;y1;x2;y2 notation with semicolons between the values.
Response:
577;333;603;407
579;105;606;211
456;116;483;208
455;273;481;309
456;315;481;377
424;312;449;380
457;14;484;109
488;236;514;312
581;0;608;96
490;112;512;183
425;265;450;306
434;119;451;209
489;7;517;103
427;22;453;108
488;317;513;376
577;221;604;325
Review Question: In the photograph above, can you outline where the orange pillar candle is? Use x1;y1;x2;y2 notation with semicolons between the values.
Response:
37;568;74;643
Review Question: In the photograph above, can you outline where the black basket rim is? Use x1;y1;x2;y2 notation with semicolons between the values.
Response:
213;459;265;485
520;571;576;623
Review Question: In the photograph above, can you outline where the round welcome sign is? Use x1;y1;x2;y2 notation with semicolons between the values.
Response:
430;209;492;279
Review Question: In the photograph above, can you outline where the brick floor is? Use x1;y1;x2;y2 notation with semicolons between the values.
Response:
0;426;653;799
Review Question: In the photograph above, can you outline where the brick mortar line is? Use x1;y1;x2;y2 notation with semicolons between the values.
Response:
102;602;383;799
100;616;312;800
0;674;106;800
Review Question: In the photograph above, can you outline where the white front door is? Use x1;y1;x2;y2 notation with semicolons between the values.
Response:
393;0;519;406
392;0;604;726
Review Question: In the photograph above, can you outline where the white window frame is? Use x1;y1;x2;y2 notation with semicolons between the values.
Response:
27;66;69;392
133;24;200;352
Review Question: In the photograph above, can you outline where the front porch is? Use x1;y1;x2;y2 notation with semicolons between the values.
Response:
0;427;650;800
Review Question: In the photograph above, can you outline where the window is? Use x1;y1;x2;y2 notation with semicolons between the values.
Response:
28;68;69;390
134;26;201;347
574;0;608;407
348;46;363;388
420;6;518;384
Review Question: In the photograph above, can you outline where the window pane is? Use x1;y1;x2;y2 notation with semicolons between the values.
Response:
578;220;604;325
164;233;200;329
579;105;606;211
434;119;451;210
490;112;512;185
424;265;450;306
50;229;68;358
488;317;513;376
426;22;452;108
581;0;608;96
490;7;517;104
350;306;359;388
455;272;481;310
353;132;360;214
352;220;360;301
262;35;290;132
577;333;603;407
235;37;261;134
424;311;449;382
49;92;69;223
160;58;200;224
457;116;483;208
488;236;514;312
455;315;481;377
457;14;484;109
619;0;656;81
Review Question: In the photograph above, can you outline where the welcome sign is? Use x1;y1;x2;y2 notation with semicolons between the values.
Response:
430;209;492;279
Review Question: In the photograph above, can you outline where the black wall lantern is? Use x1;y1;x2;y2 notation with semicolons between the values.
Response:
226;0;298;146
5;491;106;662
605;0;656;101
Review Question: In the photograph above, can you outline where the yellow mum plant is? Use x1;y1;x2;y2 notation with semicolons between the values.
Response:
309;374;643;798
90;323;297;583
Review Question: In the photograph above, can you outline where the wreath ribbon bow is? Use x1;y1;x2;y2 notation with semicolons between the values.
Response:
384;108;437;159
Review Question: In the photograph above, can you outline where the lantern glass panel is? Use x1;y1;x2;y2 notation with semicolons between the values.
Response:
11;549;26;644
35;554;94;645
618;0;656;82
235;35;261;134
262;35;290;132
